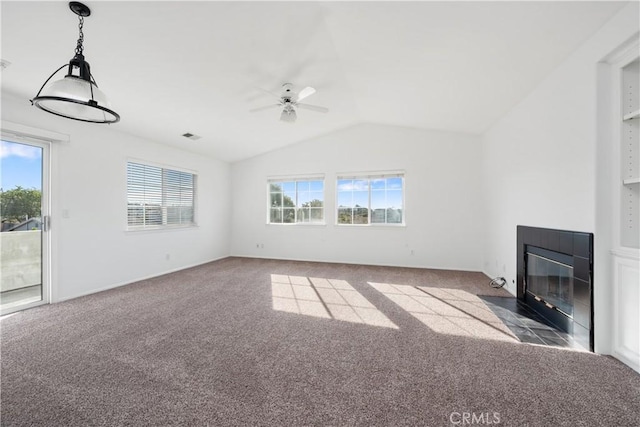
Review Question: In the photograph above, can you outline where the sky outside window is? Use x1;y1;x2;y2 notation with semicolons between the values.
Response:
1;140;42;190
269;179;324;224
338;175;404;225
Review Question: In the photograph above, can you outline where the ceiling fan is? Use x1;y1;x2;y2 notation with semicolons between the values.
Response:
250;83;329;123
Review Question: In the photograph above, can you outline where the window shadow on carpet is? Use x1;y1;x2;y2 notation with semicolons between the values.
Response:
271;274;398;329
368;282;517;342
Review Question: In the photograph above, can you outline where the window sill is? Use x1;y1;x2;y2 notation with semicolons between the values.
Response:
125;224;199;234
335;223;406;227
266;222;327;227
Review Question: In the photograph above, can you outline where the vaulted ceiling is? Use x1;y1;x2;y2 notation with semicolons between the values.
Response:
1;1;628;162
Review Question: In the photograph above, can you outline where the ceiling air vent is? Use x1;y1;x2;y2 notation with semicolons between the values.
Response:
182;132;201;141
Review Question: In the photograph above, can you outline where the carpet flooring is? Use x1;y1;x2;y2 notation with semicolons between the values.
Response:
1;257;639;426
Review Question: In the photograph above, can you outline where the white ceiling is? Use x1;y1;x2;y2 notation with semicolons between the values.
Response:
1;1;628;162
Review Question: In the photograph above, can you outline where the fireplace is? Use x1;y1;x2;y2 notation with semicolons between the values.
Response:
517;226;594;351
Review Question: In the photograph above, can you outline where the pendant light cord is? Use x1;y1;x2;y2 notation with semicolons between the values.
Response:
75;16;84;55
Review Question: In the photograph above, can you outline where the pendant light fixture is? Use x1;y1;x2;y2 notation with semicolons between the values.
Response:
31;2;119;123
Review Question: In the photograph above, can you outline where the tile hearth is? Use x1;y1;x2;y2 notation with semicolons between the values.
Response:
480;296;585;351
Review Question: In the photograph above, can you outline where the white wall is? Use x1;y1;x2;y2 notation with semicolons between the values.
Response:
230;123;483;271
1;92;231;302
480;2;639;354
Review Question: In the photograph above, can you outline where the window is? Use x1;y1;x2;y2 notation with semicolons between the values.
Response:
269;178;324;224
127;161;196;229
337;173;404;225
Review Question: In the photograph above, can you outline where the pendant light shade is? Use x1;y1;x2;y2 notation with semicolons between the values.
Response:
31;2;119;124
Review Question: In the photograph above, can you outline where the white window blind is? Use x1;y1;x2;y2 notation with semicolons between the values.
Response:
127;162;196;229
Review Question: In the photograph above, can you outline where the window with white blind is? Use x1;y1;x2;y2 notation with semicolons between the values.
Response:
268;177;324;224
337;172;404;225
127;161;196;229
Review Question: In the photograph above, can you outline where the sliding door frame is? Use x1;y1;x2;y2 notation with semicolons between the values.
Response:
1;121;66;315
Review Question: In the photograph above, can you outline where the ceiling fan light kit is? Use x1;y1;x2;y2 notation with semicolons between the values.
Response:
280;106;297;123
250;83;328;123
31;2;119;124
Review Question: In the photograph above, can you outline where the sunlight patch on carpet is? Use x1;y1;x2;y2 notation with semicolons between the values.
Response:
271;274;397;329
368;282;516;341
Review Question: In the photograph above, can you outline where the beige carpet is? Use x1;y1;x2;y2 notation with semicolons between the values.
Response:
1;257;639;426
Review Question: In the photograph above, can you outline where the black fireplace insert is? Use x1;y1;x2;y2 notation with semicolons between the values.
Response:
516;226;594;351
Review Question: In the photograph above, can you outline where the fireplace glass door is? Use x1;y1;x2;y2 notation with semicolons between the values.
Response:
526;253;573;317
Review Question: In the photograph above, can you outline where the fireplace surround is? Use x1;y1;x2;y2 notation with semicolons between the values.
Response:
516;226;594;351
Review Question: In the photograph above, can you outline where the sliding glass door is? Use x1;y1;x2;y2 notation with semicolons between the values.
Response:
0;138;50;314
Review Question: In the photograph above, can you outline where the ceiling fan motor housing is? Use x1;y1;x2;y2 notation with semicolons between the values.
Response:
249;83;327;122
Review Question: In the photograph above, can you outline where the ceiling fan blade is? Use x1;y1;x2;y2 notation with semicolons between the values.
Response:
249;104;281;113
256;86;283;99
297;86;316;102
297;103;328;113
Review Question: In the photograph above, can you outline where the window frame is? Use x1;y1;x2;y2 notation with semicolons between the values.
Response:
126;159;198;231
266;175;326;226
335;171;405;227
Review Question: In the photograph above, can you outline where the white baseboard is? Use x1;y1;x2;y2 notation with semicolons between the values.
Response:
482;270;516;296
53;255;495;305
613;349;640;374
230;253;483;273
54;256;229;303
